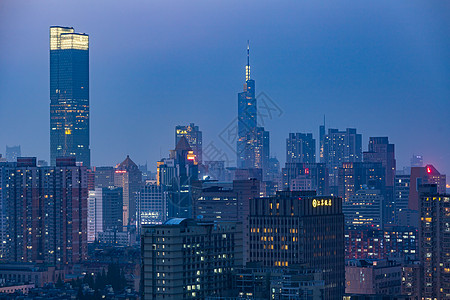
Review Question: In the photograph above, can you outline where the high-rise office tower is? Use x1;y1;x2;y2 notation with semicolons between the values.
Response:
363;137;396;187
87;187;123;242
419;184;450;299
338;162;385;203
192;178;260;262
157;137;199;218
5;145;21;162
286;133;316;164
137;182;167;228
0;157;88;265
320;128;362;194
248;191;345;300
141;219;243;299
363;137;396;223
175;123;203;164
237;42;270;174
50;26;90;167
409;164;446;211
114;156;142;227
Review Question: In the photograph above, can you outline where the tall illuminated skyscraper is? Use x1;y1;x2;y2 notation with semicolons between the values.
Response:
237;42;270;174
50;26;90;167
237;42;257;168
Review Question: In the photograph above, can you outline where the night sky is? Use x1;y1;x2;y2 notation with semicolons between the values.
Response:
0;1;449;178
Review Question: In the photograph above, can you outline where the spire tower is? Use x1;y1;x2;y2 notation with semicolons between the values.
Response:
246;40;251;81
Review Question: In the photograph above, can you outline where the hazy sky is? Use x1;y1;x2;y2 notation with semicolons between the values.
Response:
0;1;449;177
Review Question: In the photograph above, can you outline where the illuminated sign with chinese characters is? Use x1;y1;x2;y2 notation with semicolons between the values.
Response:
312;198;332;208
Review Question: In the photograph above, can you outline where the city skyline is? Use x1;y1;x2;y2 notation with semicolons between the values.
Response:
1;1;449;177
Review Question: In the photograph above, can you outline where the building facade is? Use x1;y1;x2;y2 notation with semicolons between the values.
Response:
175;123;203;164
0;157;88;265
137;182;167;228
343;189;384;228
248;191;345;300
141;219;243;299
87;187;123;242
320;128;362;193
50;26;90;167
115;155;142;227
419;184;450;299
281;162;328;196
157;137;199;219
286;133;316;164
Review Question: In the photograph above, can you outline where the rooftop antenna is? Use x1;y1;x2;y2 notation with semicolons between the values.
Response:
245;40;250;81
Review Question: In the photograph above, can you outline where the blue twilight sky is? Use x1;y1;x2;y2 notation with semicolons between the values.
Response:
0;1;449;177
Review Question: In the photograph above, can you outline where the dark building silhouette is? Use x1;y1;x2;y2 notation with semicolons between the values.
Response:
50;26;90;167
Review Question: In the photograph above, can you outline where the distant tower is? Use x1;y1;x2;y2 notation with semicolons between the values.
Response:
286;133;316;164
175;123;203;164
50;26;90;167
237;41;269;173
114;156;142;227
5;145;21;162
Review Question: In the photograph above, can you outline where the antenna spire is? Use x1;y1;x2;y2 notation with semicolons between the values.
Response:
246;40;251;81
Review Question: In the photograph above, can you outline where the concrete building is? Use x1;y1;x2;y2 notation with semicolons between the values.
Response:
393;174;410;224
419;184;450;299
137;182;167;227
192;179;260;263
0;157;88;265
87;187;123;242
5;145;21;162
249;191;344;300
338;162;385;203
115;156;142;227
345;226;418;260
409;164;446;211
281;163;328;195
94;166;115;189
320;128;362;193
157;137;199;219
0;263;63;287
345;259;402;296
343;189;383;228
141;218;243;299
286;133;316;164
